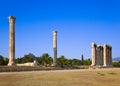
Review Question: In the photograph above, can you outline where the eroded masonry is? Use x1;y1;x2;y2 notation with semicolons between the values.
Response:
8;16;16;66
52;31;57;66
91;43;112;67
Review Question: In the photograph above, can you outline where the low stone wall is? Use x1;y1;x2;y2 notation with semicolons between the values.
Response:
0;66;90;72
89;66;114;69
0;66;41;72
16;60;39;66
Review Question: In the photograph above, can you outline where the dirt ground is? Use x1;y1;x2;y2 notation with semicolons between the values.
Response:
0;68;120;86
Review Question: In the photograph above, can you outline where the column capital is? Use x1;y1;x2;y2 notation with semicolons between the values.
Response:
8;16;16;24
53;31;57;36
103;44;107;48
92;42;97;48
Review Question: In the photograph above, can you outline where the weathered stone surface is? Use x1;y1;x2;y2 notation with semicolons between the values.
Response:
52;31;57;66
91;43;96;66
103;44;107;66
91;43;112;67
8;16;16;66
16;60;39;66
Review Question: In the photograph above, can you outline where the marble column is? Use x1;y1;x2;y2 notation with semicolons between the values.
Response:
101;46;103;65
96;46;100;65
108;47;110;65
99;46;103;65
108;46;110;65
52;31;57;66
8;16;16;66
103;44;107;66
97;45;102;66
106;46;108;65
91;43;96;66
109;46;112;66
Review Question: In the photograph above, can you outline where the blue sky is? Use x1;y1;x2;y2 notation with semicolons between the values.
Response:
0;0;120;59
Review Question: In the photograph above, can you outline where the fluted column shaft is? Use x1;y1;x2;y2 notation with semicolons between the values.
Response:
103;44;107;66
91;43;96;66
109;47;112;66
52;31;57;66
8;16;16;66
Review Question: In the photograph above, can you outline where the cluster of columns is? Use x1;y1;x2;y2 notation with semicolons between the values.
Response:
91;43;112;67
7;16;58;66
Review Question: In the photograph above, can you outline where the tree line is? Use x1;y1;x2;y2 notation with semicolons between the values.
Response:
0;53;120;67
112;61;120;67
0;53;91;67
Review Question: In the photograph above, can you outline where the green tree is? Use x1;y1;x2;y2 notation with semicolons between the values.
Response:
21;53;35;63
35;56;43;65
16;58;22;63
66;59;73;67
0;55;9;65
0;55;4;65
57;56;66;67
48;57;53;66
3;58;9;65
112;61;120;67
81;54;84;65
72;58;81;66
41;53;51;67
84;58;91;65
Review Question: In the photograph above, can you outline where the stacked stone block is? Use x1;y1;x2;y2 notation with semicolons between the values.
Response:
91;43;112;67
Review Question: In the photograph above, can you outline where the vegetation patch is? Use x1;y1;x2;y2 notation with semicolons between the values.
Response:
0;54;91;67
97;73;105;76
108;72;117;75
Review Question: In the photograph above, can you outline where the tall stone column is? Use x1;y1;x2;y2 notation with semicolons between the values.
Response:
109;46;112;66
8;16;16;66
96;45;102;66
91;43;96;66
100;46;103;65
103;44;107;66
96;46;100;65
52;31;57;66
108;46;110;65
108;47;110;65
98;46;102;66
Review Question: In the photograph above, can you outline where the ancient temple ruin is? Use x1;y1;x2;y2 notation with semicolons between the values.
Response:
91;43;112;67
5;16;113;67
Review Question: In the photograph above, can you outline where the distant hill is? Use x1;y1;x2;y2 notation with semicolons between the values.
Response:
113;57;120;62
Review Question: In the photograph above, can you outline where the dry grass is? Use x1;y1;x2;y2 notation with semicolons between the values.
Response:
0;68;120;86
